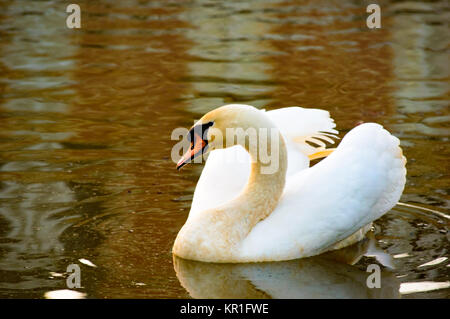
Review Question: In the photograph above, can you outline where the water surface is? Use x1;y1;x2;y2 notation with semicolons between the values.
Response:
0;0;448;298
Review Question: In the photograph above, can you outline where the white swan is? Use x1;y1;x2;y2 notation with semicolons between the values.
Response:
173;104;406;263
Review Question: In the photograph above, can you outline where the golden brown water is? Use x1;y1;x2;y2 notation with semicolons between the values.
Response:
0;0;448;298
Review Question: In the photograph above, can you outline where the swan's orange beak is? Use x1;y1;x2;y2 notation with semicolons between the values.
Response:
176;132;207;170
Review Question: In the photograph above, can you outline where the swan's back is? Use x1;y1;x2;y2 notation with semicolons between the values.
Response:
239;123;407;261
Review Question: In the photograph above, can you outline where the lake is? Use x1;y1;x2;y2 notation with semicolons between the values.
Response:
0;0;448;298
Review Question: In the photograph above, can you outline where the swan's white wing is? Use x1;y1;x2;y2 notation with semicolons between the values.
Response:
267;107;338;156
188;106;338;219
240;123;407;261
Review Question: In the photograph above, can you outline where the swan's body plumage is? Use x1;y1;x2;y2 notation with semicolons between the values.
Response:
240;122;406;260
173;104;406;263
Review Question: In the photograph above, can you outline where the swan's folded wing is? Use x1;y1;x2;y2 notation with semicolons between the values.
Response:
266;107;338;156
240;123;407;261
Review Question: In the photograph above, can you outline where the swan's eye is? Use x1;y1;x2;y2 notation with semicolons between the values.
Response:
187;121;214;145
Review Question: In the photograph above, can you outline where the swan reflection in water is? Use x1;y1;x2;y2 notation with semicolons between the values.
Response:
173;235;400;299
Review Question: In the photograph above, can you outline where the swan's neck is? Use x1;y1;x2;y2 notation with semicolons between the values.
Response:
236;130;287;223
174;115;287;262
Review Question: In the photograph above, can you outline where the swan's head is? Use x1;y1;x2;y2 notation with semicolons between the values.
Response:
176;104;262;170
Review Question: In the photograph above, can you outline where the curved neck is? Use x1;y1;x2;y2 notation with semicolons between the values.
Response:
236;125;287;221
206;117;288;251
